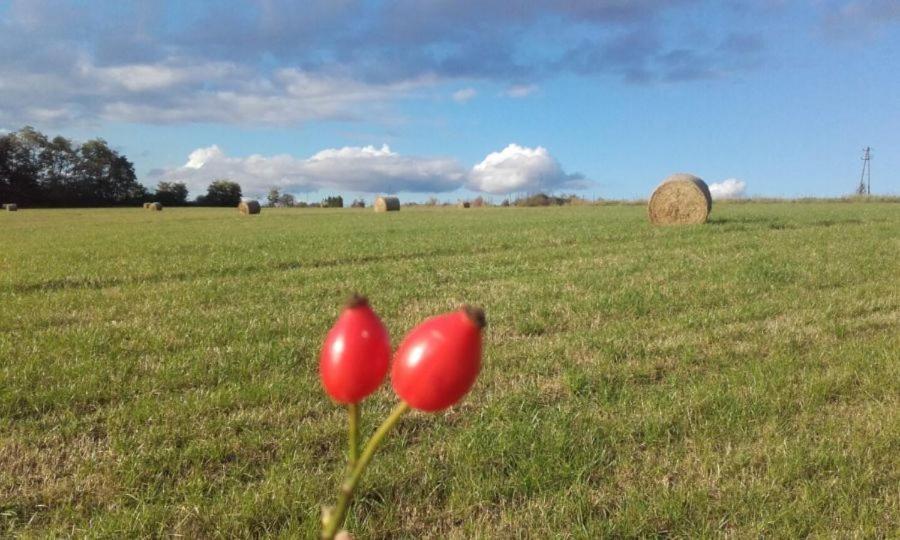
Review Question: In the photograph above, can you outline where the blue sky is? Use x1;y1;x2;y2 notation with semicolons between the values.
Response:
1;0;898;201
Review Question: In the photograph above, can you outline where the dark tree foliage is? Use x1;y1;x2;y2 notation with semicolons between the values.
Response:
197;179;242;206
267;187;281;207
266;188;296;207
513;193;588;207
155;181;189;205
278;193;296;207
0;126;147;207
322;195;343;208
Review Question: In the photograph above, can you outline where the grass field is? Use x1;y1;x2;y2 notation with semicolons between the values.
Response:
1;202;898;538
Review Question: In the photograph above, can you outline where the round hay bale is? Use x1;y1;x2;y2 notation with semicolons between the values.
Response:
238;200;261;215
374;196;400;212
458;201;471;208
143;202;151;209
4;203;18;211
648;173;711;225
148;202;163;211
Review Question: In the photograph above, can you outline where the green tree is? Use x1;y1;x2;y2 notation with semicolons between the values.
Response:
278;193;296;207
322;195;344;208
0;126;145;206
0;128;42;205
75;138;146;205
267;187;280;207
40;136;78;205
198;179;242;206
155;181;189;205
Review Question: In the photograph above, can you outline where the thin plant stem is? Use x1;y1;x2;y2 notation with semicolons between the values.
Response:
347;403;360;468
322;401;410;540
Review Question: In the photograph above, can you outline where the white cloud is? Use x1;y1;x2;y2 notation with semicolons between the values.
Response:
185;145;225;169
452;87;478;103
155;144;466;198
504;84;538;97
708;178;747;200
302;144;465;193
78;59;238;92
0;56;434;126
155;142;585;198
0;0;766;131
467;144;583;194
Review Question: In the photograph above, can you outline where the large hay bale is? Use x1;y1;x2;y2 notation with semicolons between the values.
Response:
458;201;471;208
148;202;163;211
374;196;400;212
4;203;18;211
648;173;712;225
143;202;151;209
238;200;261;215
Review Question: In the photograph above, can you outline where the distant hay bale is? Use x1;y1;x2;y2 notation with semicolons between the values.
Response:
238;200;261;215
142;202;151;209
374;196;400;212
648;173;712;225
4;203;18;211
458;201;471;208
148;202;163;211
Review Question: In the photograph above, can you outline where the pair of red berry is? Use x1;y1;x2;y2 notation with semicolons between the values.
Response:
319;295;485;411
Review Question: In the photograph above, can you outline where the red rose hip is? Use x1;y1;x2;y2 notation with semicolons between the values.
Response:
319;294;391;404
391;306;485;412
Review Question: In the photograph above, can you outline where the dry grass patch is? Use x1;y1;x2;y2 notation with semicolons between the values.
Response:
0;430;116;528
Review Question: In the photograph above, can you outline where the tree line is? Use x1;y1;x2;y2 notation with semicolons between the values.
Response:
1;126;145;206
0;126;249;207
2;127;405;209
266;189;366;208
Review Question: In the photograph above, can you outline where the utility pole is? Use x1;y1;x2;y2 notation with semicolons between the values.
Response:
857;147;872;195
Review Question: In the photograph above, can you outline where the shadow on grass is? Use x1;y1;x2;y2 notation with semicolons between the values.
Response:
811;219;863;227
709;216;865;229
707;216;772;226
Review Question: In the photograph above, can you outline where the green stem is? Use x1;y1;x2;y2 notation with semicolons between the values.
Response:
347;403;360;469
322;401;410;540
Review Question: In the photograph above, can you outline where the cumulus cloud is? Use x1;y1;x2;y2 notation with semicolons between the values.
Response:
154;142;585;197
302;145;466;193
154;144;466;197
452;88;477;103
467;144;585;194
708;178;747;200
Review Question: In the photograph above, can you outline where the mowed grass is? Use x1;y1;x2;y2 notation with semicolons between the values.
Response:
1;202;898;538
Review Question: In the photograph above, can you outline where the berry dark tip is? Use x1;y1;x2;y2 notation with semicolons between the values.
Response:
462;305;487;329
346;293;369;309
